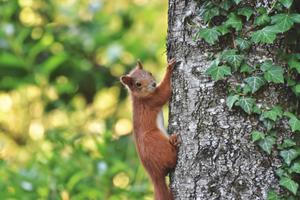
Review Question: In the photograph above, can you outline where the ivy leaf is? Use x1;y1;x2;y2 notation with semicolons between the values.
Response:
261;60;273;71
253;105;262;114
240;63;252;73
216;25;230;35
284;111;296;119
202;7;220;23
264;66;284;83
291;162;300;173
251;26;277;44
237;7;254;21
254;14;271;26
263;119;275;131
287;78;296;86
245;76;265;93
219;1;233;11
242;84;252;94
292;84;300;95
206;65;231;80
197;28;221;44
238;97;255;114
278;139;296;149
226;95;239;110
271;14;294;32
279;0;293;9
251;131;265;142
279;177;299;195
233;0;242;5
222;50;244;70
261;106;283;121
280;149;298;166
291;13;300;23
258;136;275;154
267;190;281;200
288;58;300;74
235;38;251;51
225;13;243;31
288;117;300;132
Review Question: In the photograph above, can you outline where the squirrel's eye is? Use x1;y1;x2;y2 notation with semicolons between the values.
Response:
135;82;142;87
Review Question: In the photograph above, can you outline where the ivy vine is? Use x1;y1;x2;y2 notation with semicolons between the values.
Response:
195;0;300;199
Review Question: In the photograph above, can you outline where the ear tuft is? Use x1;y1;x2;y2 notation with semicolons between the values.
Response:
137;60;143;69
120;75;132;86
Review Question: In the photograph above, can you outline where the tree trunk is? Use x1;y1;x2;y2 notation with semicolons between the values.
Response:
167;1;290;199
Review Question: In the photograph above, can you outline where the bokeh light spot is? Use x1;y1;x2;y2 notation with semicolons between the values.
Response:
29;121;44;140
113;172;130;189
31;27;43;40
114;118;132;136
0;93;12;112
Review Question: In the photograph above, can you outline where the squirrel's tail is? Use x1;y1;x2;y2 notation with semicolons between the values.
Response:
152;176;173;200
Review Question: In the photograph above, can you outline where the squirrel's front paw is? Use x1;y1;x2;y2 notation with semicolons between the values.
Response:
169;134;180;148
167;58;176;71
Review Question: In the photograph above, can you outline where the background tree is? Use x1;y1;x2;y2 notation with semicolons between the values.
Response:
168;0;300;199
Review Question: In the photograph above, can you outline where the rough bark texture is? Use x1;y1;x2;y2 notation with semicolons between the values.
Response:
167;1;292;199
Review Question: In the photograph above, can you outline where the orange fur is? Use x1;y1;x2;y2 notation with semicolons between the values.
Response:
120;59;178;200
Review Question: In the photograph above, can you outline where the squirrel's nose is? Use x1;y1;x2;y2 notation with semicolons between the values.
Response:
152;82;156;87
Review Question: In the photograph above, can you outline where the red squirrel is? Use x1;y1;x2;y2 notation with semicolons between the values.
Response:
120;59;179;200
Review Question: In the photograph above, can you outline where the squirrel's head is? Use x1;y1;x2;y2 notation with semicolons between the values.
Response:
120;60;157;98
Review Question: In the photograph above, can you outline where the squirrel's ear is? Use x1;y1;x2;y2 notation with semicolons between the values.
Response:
137;60;143;69
120;75;132;86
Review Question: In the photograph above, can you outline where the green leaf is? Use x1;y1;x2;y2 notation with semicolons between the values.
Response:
251;26;277;44
0;52;27;68
278;139;296;149
271;14;294;32
235;38;251;51
254;14;271;26
197;28;221;44
287;78;296;86
226;95;239;110
216;25;230;35
242;84;252;94
261;106;283;121
280;149;298;165
225;13;243;31
279;177;299;195
202;7;220;23
279;0;293;8
206;65;231;80
238;97;255;114
233;0;242;4
240;63;252;73
245;76;265;93
261;60;273;71
284;111;296;119
289;117;300;132
291;162;300;173
251;131;265;142
263;119;275;131
237;7;254;21
288;58;300;74
264;66;284;83
292;84;300;95
253;105;262;114
258;136;275;154
267;190;281;200
219;1;233;10
291;13;300;23
222;50;244;70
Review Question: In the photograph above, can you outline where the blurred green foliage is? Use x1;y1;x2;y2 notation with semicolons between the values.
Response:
0;0;167;199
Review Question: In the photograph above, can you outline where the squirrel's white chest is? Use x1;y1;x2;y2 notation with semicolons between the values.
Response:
156;110;168;137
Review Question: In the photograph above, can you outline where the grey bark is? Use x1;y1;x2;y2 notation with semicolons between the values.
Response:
167;1;292;199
